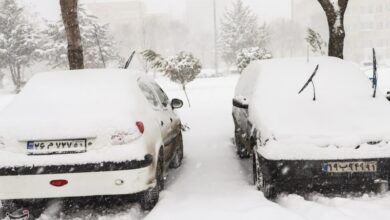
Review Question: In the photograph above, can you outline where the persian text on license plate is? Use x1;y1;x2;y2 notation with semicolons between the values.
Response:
322;161;377;173
27;139;87;155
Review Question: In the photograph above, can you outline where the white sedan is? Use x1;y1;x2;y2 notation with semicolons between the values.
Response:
0;69;184;217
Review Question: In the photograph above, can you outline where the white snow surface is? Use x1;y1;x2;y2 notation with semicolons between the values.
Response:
148;75;390;220
0;69;150;140
1;73;390;219
237;57;390;159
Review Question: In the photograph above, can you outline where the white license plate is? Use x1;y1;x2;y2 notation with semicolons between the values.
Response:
27;139;87;155
322;161;377;173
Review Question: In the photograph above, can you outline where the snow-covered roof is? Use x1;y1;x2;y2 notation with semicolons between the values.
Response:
239;57;390;148
0;69;151;140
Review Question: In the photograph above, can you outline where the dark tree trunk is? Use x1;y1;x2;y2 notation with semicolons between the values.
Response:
60;0;84;70
93;25;106;68
317;0;349;59
0;72;4;89
182;85;191;108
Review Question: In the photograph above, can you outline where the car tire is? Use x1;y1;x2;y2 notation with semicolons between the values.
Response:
0;200;16;219
140;148;164;211
253;153;277;200
169;132;184;169
1;200;45;219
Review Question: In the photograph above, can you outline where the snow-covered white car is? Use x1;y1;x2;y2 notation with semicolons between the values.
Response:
233;57;390;198
0;69;184;217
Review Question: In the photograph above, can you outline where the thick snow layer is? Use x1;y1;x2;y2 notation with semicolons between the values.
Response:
237;57;390;159
0;95;13;110
147;75;390;220
0;69;150;140
1;74;390;219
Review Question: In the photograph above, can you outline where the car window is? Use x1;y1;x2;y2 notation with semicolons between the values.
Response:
150;82;170;108
137;80;160;109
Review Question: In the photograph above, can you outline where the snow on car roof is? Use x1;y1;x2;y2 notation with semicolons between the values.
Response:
0;69;151;139
241;57;390;147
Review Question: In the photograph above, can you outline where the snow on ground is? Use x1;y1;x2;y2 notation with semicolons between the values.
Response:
147;75;300;220
0;95;14;110
1;74;390;219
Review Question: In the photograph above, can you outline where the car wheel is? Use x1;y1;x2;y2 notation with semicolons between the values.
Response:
169;132;184;169
376;180;389;195
1;200;45;219
235;129;250;159
141;148;164;211
253;153;277;200
0;200;16;219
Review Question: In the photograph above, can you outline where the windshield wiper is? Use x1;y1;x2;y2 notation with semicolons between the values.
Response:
298;64;319;101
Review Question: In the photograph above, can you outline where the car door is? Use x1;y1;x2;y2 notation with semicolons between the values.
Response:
148;81;181;162
138;78;177;162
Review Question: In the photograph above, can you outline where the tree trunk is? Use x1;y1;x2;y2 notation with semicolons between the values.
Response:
9;64;16;86
317;0;349;59
93;25;106;68
16;64;21;93
60;0;84;70
0;71;4;89
182;85;191;108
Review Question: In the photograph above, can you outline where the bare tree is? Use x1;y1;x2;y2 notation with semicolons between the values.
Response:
317;0;349;59
60;0;84;69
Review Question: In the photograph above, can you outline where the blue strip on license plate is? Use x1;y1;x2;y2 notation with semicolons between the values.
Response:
322;161;377;173
27;139;87;155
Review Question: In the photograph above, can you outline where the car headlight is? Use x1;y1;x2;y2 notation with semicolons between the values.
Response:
110;121;144;146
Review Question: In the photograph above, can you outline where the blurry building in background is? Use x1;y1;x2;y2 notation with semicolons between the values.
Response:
86;0;190;71
345;0;390;62
86;0;146;57
291;0;390;63
184;0;232;69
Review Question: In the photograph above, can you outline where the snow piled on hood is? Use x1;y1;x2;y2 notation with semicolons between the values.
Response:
237;57;390;159
0;69;150;140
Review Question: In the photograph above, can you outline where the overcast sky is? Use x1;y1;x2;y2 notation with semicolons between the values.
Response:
22;0;291;22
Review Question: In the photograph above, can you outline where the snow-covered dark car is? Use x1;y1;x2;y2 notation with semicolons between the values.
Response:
0;69;184;217
232;57;390;199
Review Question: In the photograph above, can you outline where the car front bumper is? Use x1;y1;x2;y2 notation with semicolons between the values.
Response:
257;152;390;194
0;155;155;200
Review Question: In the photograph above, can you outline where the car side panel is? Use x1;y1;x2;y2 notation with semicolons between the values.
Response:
233;106;253;153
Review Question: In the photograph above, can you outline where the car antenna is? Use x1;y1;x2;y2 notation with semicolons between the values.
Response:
298;64;319;101
124;50;136;69
372;48;378;98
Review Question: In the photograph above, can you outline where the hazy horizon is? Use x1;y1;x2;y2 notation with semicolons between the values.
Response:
21;0;291;23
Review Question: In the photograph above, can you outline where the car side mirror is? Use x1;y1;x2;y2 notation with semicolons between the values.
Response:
233;96;249;109
171;98;184;109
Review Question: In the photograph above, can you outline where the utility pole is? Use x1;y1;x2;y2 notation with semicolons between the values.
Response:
213;0;219;75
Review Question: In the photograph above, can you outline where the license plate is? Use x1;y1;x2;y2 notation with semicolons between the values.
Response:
27;139;87;155
322;161;377;173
